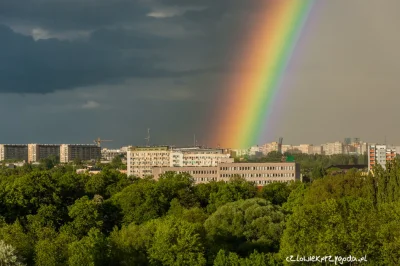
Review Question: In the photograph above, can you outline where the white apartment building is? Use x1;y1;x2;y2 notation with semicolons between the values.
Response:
127;146;233;178
101;148;127;161
368;144;396;171
311;145;323;155
322;142;344;155
60;144;101;163
281;145;293;153
294;144;314;154
260;142;279;155
127;146;172;177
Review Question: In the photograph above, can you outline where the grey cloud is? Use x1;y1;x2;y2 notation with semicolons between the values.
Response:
0;24;207;94
0;0;151;30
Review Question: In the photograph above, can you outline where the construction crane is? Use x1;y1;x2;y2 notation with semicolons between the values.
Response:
94;137;113;147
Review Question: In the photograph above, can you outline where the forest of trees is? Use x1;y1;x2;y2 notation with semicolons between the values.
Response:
0;156;399;265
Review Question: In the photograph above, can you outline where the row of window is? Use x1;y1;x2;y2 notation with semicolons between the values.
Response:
220;173;295;178
220;166;295;171
172;170;218;175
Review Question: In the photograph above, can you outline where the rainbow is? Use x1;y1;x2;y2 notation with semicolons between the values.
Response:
212;0;315;149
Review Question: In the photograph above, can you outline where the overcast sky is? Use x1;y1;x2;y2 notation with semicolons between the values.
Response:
0;0;399;148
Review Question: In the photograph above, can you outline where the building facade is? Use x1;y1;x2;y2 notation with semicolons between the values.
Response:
28;144;60;163
322;142;344;155
311;145;323;155
368;144;396;171
101;148;127;161
60;144;101;163
128;146;234;178
152;162;300;185
0;144;28;161
260;142;279;155
127;146;171;177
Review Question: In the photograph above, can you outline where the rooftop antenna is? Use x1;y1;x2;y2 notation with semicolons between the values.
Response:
193;134;196;147
145;128;150;146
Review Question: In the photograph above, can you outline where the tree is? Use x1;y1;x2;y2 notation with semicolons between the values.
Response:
68;228;109;266
205;198;286;259
0;240;25;266
260;182;292;206
66;196;103;238
0;221;33;265
109;223;151;266
112;178;163;225
34;232;76;266
147;216;206;266
110;156;124;169
280;197;381;264
207;177;257;213
213;250;279;266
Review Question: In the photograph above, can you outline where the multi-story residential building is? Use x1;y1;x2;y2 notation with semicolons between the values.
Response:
101;148;127;161
171;148;233;167
249;146;262;156
60;144;101;163
27;144;60;163
280;145;293;154
368;144;396;171
152;162;300;185
260;142;279;155
322;142;344;155
311;145;323;155
0;144;28;161
127;146;234;177
127;146;171;177
295;144;314;154
230;149;250;157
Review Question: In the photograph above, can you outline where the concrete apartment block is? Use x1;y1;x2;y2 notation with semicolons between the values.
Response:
0;144;28;162
28;144;60;163
60;144;101;163
128;146;234;178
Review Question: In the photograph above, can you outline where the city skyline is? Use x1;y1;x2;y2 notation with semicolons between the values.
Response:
1;0;400;147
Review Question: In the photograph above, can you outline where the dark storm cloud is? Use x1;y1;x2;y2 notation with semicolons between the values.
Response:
0;0;249;94
0;0;150;30
0;24;205;93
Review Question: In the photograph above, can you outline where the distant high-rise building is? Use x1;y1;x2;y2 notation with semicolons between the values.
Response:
311;145;323;155
292;144;313;154
101;148;126;161
368;144;396;171
0;144;28;161
322;142;344;155
28;144;60;163
260;142;279;155
60;144;101;163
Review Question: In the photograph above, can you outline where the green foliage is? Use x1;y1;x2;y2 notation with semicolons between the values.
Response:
0;240;25;266
207;177;257;213
34;232;76;266
259;182;297;206
205;198;286;258
147;216;206;266
67;228;109;266
0;221;34;265
1;158;400;265
66;196;103;238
